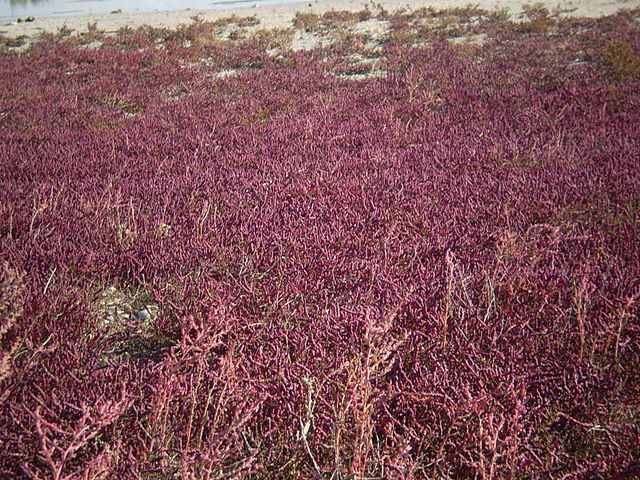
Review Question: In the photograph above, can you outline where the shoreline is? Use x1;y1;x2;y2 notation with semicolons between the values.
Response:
2;0;640;42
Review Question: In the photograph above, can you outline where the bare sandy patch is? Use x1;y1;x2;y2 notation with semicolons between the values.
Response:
1;0;639;46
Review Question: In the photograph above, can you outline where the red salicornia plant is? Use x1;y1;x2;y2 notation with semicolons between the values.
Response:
1;6;639;479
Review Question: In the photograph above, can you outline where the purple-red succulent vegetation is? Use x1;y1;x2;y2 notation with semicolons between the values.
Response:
0;6;639;479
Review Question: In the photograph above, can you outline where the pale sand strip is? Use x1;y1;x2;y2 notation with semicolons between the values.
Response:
2;0;639;42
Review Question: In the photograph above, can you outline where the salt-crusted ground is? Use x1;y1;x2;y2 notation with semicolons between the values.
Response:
2;0;639;50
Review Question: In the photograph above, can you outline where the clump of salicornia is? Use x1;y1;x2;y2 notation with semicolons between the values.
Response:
1;6;639;479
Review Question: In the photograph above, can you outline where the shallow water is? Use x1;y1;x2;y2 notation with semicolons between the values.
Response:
0;0;294;20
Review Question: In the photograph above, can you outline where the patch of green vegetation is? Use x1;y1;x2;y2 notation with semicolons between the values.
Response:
251;27;294;50
605;40;640;80
293;12;322;32
522;17;554;33
520;2;556;33
294;8;373;33
382;22;422;44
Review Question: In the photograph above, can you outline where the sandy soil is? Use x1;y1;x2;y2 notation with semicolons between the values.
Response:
1;0;639;44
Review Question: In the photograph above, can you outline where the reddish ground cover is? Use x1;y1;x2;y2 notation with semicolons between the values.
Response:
1;6;639;479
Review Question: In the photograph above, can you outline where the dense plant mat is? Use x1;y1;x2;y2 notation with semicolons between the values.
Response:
1;5;639;479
